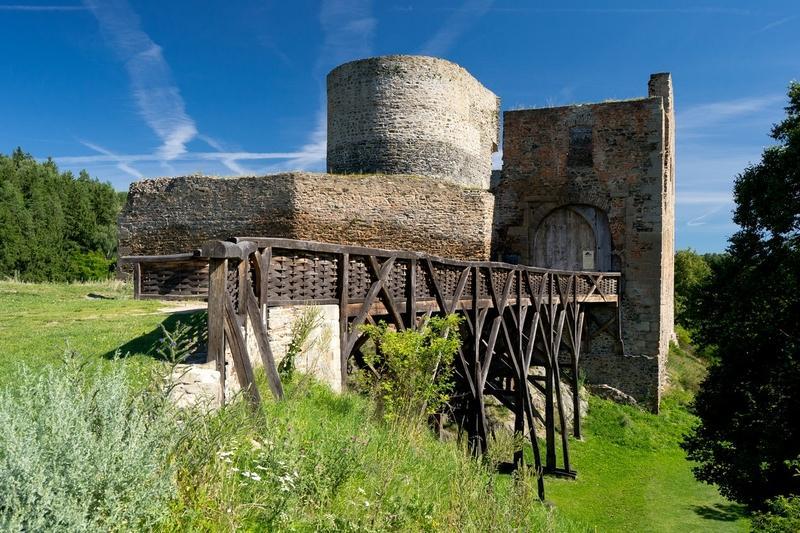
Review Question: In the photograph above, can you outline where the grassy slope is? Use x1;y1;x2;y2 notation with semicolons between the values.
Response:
546;342;750;532
0;281;574;531
0;280;177;381
0;282;750;531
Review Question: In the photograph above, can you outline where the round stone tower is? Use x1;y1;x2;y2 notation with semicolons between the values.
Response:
326;55;500;189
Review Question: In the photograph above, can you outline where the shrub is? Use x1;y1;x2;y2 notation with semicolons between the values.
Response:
65;249;114;282
752;496;800;532
359;314;462;423
0;352;183;531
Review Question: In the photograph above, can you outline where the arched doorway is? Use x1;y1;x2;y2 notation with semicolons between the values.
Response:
532;205;612;271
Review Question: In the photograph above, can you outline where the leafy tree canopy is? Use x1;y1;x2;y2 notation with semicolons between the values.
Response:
682;83;800;509
0;148;122;282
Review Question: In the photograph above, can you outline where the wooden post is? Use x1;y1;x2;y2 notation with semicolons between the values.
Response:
237;257;248;322
207;257;228;404
132;262;142;300
407;258;417;330
337;252;349;387
260;247;271;310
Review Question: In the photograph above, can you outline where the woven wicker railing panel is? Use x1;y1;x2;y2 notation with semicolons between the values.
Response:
268;251;339;302
477;269;490;298
140;260;208;297
599;277;618;296
432;264;463;300
575;277;591;296
347;256;374;300
416;263;435;300
488;269;517;297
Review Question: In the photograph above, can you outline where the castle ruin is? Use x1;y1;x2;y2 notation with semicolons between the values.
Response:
119;55;675;409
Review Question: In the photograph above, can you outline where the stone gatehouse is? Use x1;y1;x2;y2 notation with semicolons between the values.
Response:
119;55;675;409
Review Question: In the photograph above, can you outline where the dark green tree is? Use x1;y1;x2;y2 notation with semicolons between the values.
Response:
682;82;800;509
0;149;122;281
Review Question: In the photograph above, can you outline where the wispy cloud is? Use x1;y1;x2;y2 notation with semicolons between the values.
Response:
54;150;304;165
686;205;725;227
83;0;197;160
79;140;142;179
401;5;753;16
677;94;785;135
678;191;734;205
277;0;375;172
0;4;85;11
756;15;796;33
198;135;257;176
420;0;494;57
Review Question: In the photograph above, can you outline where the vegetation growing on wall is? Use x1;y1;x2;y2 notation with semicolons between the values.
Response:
0;148;121;282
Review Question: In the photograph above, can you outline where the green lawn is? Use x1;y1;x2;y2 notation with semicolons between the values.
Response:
0;280;174;381
0;281;751;531
546;395;749;532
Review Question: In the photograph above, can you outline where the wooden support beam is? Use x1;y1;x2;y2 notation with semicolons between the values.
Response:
243;287;284;400
367;255;405;331
132;262;142;300
338;252;349;386
223;296;262;408
343;256;396;357
207;257;227;403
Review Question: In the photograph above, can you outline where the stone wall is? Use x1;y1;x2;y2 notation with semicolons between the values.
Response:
494;74;675;409
118;172;494;260
327;55;500;189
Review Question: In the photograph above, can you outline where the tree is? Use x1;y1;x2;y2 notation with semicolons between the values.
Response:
673;249;712;329
0;149;122;281
682;82;800;509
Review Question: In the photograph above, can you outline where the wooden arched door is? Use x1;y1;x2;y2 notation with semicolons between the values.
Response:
532;205;612;271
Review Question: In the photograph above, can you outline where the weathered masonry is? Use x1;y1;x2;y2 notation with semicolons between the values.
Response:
118;55;675;410
494;74;676;407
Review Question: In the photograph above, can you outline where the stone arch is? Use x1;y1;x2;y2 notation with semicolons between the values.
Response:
531;204;613;271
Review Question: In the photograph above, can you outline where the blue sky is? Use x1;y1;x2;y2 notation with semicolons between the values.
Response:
1;1;798;252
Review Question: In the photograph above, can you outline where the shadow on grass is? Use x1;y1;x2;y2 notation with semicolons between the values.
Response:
104;310;208;363
692;502;749;522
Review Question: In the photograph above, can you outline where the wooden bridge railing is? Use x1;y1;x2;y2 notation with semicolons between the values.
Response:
121;237;624;499
119;250;208;300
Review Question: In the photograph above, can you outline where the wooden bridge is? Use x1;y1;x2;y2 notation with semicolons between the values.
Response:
122;237;624;499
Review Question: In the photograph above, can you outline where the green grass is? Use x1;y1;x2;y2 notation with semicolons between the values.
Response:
545;340;750;532
166;378;581;531
0;279;187;382
0;281;752;531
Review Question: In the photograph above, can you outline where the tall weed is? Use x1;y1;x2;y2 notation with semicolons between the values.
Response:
0;353;183;531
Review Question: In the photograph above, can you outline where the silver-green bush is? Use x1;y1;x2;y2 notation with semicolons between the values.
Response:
0;354;182;531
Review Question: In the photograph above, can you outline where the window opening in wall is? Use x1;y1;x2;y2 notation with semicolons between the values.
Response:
568;126;593;167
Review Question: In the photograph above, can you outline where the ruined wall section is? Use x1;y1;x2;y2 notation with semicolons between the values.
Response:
327;55;499;189
118;173;494;260
648;73;676;392
495;86;673;409
291;173;494;258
